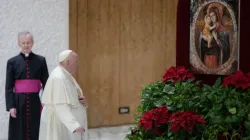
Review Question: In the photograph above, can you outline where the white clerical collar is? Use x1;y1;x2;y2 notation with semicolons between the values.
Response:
21;52;30;57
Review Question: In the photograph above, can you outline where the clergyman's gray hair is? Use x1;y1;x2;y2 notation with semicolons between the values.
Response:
18;31;34;42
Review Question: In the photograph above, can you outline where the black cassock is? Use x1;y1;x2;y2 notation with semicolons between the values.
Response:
5;52;49;140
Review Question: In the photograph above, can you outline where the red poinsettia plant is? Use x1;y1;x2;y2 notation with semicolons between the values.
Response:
138;106;206;138
138;106;169;135
223;71;250;90
168;111;206;133
162;66;194;83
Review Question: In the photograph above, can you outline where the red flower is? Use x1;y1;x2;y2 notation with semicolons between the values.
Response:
223;71;250;90
162;66;194;83
138;106;169;135
168;111;206;133
138;111;153;130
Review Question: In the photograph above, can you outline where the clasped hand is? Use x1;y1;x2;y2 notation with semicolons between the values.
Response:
74;126;85;135
9;108;17;118
79;96;87;105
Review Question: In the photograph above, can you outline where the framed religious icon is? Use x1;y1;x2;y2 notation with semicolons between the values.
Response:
189;0;240;75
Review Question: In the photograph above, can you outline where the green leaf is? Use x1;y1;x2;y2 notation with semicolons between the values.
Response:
177;104;183;108
168;132;172;137
154;100;164;107
186;78;194;83
207;94;213;100
228;107;237;114
167;106;174;111
213;77;221;87
238;110;246;118
166;100;172;106
225;116;232;123
231;115;238;123
213;104;222;111
247;114;250;120
224;99;231;107
195;80;201;85
188;101;194;107
212;116;223;124
203;84;211;89
175;80;181;88
163;84;175;94
137;105;142;112
244;121;250;130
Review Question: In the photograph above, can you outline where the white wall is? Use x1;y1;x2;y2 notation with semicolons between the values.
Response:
0;0;69;139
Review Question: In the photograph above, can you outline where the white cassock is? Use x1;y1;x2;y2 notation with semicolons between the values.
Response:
39;66;88;140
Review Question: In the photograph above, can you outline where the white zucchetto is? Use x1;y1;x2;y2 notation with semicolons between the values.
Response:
59;50;72;62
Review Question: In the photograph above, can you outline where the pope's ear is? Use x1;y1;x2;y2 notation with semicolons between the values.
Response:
66;59;70;65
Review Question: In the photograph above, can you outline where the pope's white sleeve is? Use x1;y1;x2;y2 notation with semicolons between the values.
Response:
54;104;81;133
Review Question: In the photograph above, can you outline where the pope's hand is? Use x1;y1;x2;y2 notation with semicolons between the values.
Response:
74;126;85;135
79;96;87;105
9;108;17;118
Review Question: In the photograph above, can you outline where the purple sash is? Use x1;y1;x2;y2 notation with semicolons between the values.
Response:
14;80;41;93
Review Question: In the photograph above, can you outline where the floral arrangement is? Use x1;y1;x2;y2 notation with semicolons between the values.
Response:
168;111;206;133
223;71;250;90
125;66;250;140
137;106;206;139
138;106;169;135
162;66;194;83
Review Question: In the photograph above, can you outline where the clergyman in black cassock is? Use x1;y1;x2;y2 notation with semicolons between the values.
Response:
5;32;49;140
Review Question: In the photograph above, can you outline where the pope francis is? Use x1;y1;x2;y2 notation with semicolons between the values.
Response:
39;50;88;140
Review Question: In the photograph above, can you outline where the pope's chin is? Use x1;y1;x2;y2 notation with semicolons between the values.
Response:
72;69;77;75
24;51;31;53
21;49;31;53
